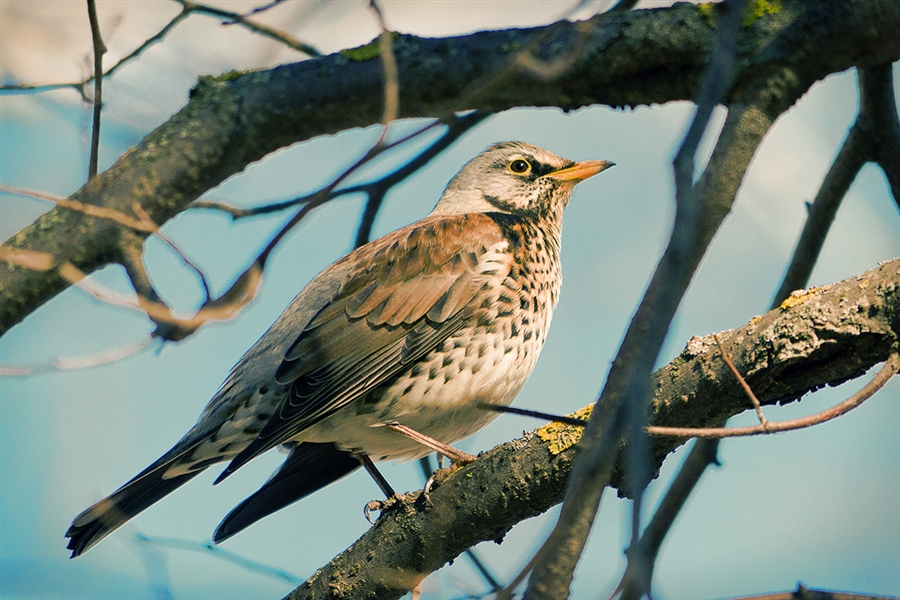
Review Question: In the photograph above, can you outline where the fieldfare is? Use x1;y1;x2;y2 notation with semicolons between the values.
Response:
65;141;614;557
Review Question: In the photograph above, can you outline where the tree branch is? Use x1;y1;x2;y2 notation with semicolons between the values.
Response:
85;0;106;180
284;258;900;600
4;0;899;337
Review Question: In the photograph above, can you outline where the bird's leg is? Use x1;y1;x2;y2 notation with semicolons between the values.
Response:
381;421;478;464
356;454;399;523
381;421;478;503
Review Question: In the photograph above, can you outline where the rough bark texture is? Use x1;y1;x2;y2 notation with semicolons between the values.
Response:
2;0;900;336
284;259;899;600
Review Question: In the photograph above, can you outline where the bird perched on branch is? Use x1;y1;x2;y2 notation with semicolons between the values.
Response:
66;141;614;557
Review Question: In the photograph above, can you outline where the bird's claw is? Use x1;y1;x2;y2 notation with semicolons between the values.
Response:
363;494;403;523
364;499;384;524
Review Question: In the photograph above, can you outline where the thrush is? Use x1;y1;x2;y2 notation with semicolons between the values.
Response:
65;141;613;557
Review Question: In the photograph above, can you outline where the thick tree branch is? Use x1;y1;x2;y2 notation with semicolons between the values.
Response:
3;0;899;336
284;258;900;600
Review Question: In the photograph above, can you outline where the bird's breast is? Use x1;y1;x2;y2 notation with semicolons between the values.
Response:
302;222;563;461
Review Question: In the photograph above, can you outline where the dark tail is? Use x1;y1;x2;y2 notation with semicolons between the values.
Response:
66;463;203;558
213;443;359;544
65;432;222;558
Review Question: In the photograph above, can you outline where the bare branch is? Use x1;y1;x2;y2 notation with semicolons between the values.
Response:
174;0;321;57
86;0;106;180
0;0;318;95
0;337;155;376
646;352;899;438
133;534;303;585
714;333;768;426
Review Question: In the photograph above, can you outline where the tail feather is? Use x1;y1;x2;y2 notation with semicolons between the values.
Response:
213;443;359;544
66;464;203;558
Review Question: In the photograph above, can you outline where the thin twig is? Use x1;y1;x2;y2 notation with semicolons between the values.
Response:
0;0;318;95
479;403;587;427
133;533;304;585
772;63;900;307
1;186;212;304
0;337;156;376
714;333;768;426
1;9;190;95
175;0;321;57
191;112;488;228
647;352;898;438
236;0;291;20
85;0;106;180
1;185;156;232
497;551;541;600
131;202;212;303
369;0;399;125
0;247;261;339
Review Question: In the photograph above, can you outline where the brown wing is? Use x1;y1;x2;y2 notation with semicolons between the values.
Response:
217;213;513;480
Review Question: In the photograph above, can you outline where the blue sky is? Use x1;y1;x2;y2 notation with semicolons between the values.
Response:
1;2;899;599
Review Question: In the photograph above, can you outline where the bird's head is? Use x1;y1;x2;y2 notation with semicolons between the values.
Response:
432;141;614;224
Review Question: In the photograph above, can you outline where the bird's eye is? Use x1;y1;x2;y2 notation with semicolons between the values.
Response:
508;159;531;174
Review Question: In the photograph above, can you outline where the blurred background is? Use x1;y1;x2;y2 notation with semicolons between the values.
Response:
1;1;898;598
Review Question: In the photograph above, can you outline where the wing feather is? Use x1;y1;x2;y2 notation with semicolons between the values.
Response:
217;214;512;481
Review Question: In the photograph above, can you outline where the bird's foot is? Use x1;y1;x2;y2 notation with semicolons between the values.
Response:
364;494;397;523
421;459;473;504
363;492;414;524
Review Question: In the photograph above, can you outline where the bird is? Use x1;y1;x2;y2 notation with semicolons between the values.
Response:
65;141;614;557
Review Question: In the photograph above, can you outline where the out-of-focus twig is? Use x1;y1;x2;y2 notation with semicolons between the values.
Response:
174;0;321;57
0;0;319;95
773;63;899;306
0;337;155;376
133;533;304;585
0;247;261;341
524;1;751;597
85;0;106;179
369;0;398;125
613;437;720;600
2;185;212;304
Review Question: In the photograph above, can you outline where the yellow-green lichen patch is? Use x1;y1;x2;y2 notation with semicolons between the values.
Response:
341;32;400;62
779;285;828;310
537;404;593;455
698;3;717;26
742;0;782;27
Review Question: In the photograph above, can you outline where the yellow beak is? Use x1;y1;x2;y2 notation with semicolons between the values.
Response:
546;159;615;182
